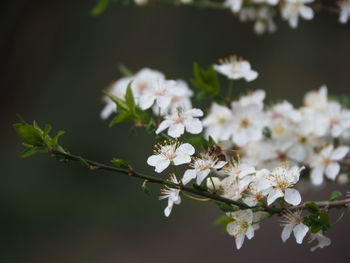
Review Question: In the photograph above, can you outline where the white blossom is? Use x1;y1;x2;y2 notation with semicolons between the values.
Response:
224;0;243;13
138;79;173;110
156;108;203;138
252;0;279;4
202;103;233;142
230;102;266;147
153;79;193;116
338;0;350;23
281;0;314;28
264;165;304;206
220;161;256;200
147;141;195;173
100;77;131;120
226;209;255;249
214;56;258;82
159;174;181;217
134;0;148;5
243;169;272;206
309;145;349;185
308;232;331;252
182;154;227;185
280;210;309;244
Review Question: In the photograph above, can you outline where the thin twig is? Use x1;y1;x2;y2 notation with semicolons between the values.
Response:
50;149;350;215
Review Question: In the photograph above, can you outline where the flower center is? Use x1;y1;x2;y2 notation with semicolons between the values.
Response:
240;119;250;128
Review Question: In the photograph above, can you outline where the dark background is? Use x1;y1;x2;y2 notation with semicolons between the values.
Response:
1;0;350;262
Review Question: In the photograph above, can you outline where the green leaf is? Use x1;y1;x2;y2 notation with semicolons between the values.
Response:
20;146;42;158
141;180;150;195
145;119;156;133
118;64;133;77
105;93;129;112
111;158;129;168
213;215;233;227
216;202;236;212
91;0;109;16
124;82;135;109
192;62;220;97
78;157;90;168
109;112;133;127
52;130;65;146
13;123;43;146
305;202;320;215
14;117;66;158
213;215;233;232
329;191;342;201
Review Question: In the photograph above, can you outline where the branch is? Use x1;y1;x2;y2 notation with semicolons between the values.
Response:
50;150;253;210
50;150;350;215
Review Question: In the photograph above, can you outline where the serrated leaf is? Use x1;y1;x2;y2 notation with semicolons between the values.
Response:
329;191;342;201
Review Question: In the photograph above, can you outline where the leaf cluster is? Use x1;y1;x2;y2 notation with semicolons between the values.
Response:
303;202;331;234
192;62;223;103
13;116;65;158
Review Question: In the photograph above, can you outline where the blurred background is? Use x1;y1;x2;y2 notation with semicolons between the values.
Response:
1;0;350;262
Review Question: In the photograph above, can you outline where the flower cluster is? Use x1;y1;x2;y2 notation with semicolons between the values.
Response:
204;86;350;186
100;56;349;252
131;0;350;34
101;68;194;120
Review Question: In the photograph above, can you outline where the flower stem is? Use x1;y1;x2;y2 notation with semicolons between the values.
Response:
49;149;350;214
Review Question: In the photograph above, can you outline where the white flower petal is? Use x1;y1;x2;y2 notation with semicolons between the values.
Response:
173;154;191;165
212;161;227;169
156;96;171;109
281;224;293;243
189;108;204;117
168;123;185;138
196;169;210;185
147;155;163;167
284;188;301;206
325;162;340;181
310;166;325;186
176;143;195;156
293;223;309;244
155;159;171;173
299;6;314;20
267;189;284;205
164;201;173;217
185;118;203;134
139;94;155;110
155;120;172;134
246;225;255;240
331;146;349;161
182;169;197;185
235;234;245;250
